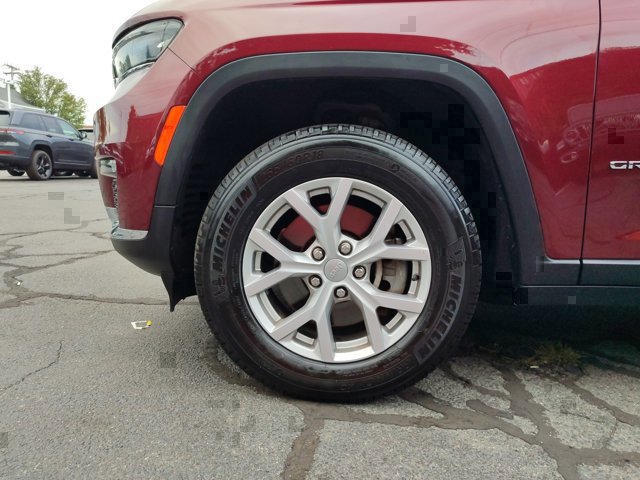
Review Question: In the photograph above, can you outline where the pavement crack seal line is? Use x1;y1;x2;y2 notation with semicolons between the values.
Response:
440;361;511;400
496;366;640;480
0;223;166;309
0;250;129;309
605;421;620;451
559;377;640;426
0;341;62;394
281;415;324;480
0;218;100;240
0;292;168;310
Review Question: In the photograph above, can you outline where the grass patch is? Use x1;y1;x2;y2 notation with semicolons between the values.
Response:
461;330;583;373
532;341;582;369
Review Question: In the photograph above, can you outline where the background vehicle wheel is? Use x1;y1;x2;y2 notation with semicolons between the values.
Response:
26;150;53;181
195;125;482;401
54;171;73;177
76;171;90;178
7;168;25;177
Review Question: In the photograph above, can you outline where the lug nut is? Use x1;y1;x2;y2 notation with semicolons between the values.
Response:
338;241;352;256
334;287;348;299
309;275;322;288
312;247;325;261
353;266;367;279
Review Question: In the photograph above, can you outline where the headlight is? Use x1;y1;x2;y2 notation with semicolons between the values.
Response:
112;19;183;86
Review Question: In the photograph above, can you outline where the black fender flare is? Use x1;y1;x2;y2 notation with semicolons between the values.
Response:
156;51;579;286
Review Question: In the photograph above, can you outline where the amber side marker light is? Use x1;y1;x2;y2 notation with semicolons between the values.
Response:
154;105;186;166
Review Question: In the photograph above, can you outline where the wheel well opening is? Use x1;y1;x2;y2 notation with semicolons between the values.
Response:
173;78;517;300
33;144;53;159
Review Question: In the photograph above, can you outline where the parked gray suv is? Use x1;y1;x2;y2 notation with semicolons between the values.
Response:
0;109;96;180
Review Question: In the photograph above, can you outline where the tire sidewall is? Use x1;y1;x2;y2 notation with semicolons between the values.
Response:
198;133;481;396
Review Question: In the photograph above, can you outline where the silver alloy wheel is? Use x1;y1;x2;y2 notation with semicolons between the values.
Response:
35;152;52;178
242;177;432;363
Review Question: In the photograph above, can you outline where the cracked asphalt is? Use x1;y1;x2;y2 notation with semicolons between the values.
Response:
1;172;639;480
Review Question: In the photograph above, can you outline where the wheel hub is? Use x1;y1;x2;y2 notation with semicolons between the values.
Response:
323;258;348;282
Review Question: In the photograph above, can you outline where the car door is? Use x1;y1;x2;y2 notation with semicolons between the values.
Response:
582;0;640;283
55;118;92;167
39;115;73;167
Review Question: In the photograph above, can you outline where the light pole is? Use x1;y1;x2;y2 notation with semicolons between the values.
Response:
2;64;21;109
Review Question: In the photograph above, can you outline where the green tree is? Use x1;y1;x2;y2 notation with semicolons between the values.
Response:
17;67;87;127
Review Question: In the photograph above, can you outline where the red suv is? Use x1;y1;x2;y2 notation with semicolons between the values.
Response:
96;0;640;400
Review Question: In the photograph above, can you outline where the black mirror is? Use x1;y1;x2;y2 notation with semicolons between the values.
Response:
79;131;87;140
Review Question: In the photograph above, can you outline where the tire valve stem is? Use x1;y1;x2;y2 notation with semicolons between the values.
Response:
412;274;421;281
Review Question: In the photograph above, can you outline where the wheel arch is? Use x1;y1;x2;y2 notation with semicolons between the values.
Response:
29;142;54;161
155;52;572;305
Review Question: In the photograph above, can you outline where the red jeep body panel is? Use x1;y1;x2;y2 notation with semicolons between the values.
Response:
95;0;639;267
584;0;640;259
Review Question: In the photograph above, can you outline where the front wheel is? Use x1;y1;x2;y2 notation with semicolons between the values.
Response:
26;150;53;181
195;125;481;401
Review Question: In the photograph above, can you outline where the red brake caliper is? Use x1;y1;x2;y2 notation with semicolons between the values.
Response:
279;204;375;249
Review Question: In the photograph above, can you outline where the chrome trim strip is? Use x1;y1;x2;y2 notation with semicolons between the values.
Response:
111;226;148;241
105;207;119;225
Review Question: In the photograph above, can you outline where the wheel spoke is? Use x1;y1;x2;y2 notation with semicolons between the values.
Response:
380;244;430;261
270;303;315;341
375;290;424;313
283;179;353;253
248;228;309;265
270;288;332;342
315;298;335;362
246;229;320;296
368;197;403;246
283;188;322;231
352;281;424;314
323;178;352;245
351;241;430;265
244;268;296;297
350;289;387;353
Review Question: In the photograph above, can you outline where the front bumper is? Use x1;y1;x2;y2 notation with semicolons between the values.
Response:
110;205;175;276
110;204;187;310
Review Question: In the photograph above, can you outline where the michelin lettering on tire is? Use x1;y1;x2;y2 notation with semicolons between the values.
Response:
210;184;255;296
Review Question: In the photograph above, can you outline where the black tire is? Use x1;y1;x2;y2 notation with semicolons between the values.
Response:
54;171;73;177
76;171;90;178
195;125;482;401
26;150;53;181
89;158;98;179
7;168;25;177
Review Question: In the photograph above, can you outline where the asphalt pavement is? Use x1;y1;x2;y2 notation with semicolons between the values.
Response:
1;172;639;480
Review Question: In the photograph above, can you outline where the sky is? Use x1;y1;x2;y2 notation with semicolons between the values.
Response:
1;0;155;125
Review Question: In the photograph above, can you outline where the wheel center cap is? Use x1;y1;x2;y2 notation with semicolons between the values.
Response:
323;258;348;282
